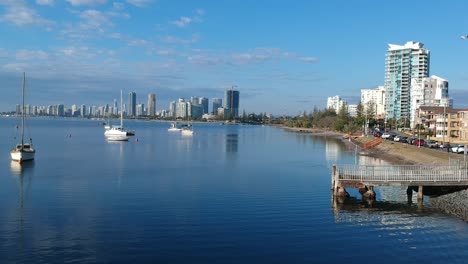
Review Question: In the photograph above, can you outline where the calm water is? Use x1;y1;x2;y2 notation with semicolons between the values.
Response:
0;118;467;264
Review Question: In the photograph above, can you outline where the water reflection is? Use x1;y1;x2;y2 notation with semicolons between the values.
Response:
10;161;35;176
225;133;238;153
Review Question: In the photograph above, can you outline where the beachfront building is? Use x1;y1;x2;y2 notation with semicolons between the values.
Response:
385;41;430;122
327;95;346;114
361;86;385;119
410;75;452;128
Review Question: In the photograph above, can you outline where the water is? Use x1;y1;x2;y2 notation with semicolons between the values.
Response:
0;118;466;264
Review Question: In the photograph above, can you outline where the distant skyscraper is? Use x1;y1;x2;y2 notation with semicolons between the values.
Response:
80;104;86;117
361;86;386;118
136;103;144;116
58;104;65;116
128;91;136;117
199;97;209;114
176;98;187;118
169;101;176;118
223;89;240;118
385;41;430;120
147;93;156;116
212;98;222;115
113;99;118;115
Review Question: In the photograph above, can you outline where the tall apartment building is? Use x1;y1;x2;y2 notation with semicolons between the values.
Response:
224;89;240;118
326;95;345;113
147;93;156;116
360;86;386;118
199;97;209;114
128;91;136;117
384;41;430;121
212;98;222;115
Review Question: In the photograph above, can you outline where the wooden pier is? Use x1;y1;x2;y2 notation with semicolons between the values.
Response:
331;164;468;201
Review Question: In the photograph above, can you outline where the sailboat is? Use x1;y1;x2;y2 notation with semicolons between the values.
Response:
11;72;36;163
104;90;129;141
181;114;194;136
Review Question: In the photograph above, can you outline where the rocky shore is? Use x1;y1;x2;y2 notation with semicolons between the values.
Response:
431;190;468;221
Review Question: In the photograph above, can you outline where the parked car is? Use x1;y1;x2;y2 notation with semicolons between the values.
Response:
381;133;391;139
450;144;465;154
393;135;402;142
373;131;382;137
400;136;408;143
413;139;425;146
424;140;439;148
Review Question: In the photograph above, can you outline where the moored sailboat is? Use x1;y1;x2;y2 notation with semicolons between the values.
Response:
11;72;36;163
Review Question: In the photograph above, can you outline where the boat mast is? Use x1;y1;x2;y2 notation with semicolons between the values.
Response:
21;72;25;146
120;89;123;128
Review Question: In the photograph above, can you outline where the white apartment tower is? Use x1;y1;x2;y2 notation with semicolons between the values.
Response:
361;86;386;118
384;41;430;121
326;95;346;113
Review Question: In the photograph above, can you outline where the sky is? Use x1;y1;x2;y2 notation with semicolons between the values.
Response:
1;0;468;115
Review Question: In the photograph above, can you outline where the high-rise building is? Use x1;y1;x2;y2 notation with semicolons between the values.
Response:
169;101;176;118
326;95;346;113
128;91;136;117
361;86;386;118
199;97;209;114
212;98;222;115
147;93;156;117
80;104;87;117
57;104;65;116
136;103;144;116
176;98;187;119
223;89;240;118
113;99;118;115
385;41;430;121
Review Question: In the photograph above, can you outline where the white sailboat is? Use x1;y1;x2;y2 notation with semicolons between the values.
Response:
181;115;194;136
105;90;129;139
11;72;36;163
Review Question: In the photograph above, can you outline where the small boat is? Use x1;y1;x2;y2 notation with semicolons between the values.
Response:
106;135;129;141
181;124;194;136
126;130;135;136
168;122;182;131
11;73;36;163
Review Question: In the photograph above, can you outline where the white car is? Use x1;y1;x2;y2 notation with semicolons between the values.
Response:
381;133;391;139
450;145;465;154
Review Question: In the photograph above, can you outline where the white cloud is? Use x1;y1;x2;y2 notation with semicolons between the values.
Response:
113;2;125;10
171;16;192;28
16;50;49;60
195;9;205;16
66;0;107;6
36;0;54;5
161;35;198;44
59;46;96;59
299;57;320;63
3;63;28;72
126;0;151;7
0;2;55;27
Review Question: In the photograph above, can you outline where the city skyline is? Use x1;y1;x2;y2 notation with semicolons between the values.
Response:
1;1;468;114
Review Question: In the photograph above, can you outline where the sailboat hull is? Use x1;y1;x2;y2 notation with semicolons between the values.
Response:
11;149;35;162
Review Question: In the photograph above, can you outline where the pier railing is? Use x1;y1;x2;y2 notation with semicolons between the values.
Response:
334;164;468;185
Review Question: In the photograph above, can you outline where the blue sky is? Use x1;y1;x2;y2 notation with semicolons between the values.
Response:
1;0;468;115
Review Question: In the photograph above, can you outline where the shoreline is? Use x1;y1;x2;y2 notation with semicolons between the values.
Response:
279;125;468;222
